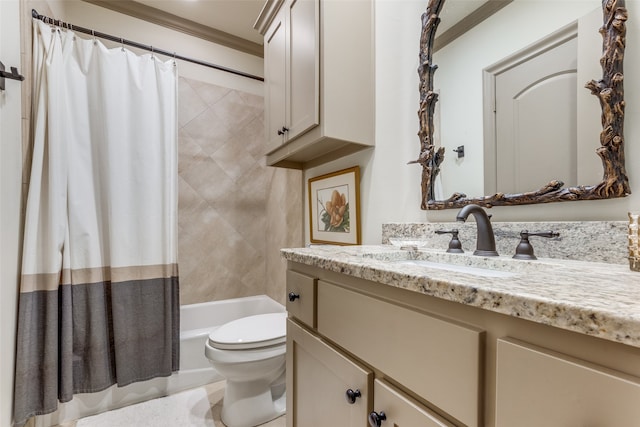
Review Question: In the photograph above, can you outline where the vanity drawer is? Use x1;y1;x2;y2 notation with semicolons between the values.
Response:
317;281;484;427
371;379;456;427
496;337;640;427
286;270;317;328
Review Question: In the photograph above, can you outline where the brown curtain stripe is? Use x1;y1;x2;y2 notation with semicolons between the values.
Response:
20;263;180;292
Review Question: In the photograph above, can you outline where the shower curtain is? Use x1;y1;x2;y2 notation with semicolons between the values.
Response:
14;20;180;425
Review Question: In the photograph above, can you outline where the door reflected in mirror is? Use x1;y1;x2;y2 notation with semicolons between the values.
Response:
417;0;630;209
434;2;601;199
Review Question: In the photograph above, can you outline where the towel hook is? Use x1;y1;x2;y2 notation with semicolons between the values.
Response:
0;60;25;91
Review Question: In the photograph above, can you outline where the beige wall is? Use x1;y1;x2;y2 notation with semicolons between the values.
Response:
1;1;29;425
305;0;640;245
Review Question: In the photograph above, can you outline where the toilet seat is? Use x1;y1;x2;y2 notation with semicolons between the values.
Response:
208;312;286;350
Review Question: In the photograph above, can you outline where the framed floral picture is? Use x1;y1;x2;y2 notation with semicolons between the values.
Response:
308;166;361;245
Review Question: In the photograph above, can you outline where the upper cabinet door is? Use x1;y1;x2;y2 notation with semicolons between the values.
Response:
287;0;320;141
264;10;287;153
256;0;374;168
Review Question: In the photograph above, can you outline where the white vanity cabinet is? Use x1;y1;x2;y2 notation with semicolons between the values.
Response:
255;0;374;169
286;262;640;427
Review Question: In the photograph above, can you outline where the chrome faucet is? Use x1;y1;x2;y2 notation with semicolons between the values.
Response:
456;204;499;256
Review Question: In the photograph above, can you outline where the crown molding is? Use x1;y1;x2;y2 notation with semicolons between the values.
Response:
81;0;263;57
254;0;285;35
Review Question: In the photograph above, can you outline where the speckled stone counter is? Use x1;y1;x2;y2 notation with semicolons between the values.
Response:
281;244;640;349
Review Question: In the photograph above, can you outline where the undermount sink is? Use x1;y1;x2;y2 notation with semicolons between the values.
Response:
347;245;567;277
395;259;518;278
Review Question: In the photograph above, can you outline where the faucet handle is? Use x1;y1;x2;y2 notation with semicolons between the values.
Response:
513;230;560;260
434;229;464;253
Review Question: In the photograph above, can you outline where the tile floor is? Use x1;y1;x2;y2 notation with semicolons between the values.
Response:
54;381;286;427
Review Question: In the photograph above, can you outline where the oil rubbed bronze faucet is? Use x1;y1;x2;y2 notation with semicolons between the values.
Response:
456;204;499;256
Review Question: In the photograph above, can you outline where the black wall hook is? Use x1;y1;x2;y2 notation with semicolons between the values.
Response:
0;61;25;91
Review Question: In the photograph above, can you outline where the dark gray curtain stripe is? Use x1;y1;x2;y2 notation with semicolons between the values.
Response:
13;277;179;425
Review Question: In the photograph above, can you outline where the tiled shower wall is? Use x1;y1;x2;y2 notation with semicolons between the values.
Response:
177;77;302;305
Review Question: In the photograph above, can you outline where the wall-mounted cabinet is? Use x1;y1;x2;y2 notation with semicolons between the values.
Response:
255;0;374;169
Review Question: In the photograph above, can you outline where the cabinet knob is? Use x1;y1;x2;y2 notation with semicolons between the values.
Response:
368;411;387;427
288;292;300;302
277;126;289;135
345;388;361;404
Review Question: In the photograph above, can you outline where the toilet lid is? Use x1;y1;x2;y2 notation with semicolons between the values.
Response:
208;312;287;350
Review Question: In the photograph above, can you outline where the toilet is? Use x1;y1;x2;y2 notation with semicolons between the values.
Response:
204;312;287;427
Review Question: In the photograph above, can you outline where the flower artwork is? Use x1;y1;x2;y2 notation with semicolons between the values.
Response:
317;186;350;233
308;166;361;245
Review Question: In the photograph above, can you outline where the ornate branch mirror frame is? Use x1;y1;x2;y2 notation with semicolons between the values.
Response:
414;0;631;209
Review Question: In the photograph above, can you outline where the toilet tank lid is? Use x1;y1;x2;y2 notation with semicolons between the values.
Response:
208;312;287;349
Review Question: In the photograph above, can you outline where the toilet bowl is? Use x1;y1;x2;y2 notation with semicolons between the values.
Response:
204;312;287;427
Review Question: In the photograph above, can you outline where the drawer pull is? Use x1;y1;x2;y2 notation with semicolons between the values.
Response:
288;292;300;302
368;411;386;427
345;388;361;404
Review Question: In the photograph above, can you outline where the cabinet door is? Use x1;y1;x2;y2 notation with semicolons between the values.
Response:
287;0;319;141
496;338;640;427
370;380;456;427
287;319;372;427
264;9;287;153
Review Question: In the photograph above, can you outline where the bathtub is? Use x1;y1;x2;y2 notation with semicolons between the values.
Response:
35;295;286;427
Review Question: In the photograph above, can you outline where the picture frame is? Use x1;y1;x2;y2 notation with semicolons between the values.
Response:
308;166;361;245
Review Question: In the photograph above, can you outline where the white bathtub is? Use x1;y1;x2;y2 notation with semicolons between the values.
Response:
36;295;286;427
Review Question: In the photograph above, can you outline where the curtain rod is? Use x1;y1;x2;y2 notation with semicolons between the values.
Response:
31;9;264;82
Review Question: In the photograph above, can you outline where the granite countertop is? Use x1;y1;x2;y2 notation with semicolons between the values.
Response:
282;245;640;349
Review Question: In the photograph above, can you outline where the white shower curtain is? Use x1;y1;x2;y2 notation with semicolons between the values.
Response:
14;20;180;425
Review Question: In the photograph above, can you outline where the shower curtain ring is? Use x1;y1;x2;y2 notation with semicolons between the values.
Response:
151;46;155;60
92;29;97;45
121;38;125;52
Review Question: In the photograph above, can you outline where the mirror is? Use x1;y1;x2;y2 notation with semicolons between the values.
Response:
413;0;631;209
